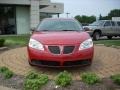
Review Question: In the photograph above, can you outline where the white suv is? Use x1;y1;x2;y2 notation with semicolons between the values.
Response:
84;20;120;40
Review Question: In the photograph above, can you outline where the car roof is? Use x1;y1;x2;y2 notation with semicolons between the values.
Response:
99;20;111;21
99;20;119;22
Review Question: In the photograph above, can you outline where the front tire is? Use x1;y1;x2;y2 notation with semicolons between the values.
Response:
107;36;112;39
93;32;100;41
28;60;34;66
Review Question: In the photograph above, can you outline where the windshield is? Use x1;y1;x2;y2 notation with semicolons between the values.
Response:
89;21;105;26
37;19;82;31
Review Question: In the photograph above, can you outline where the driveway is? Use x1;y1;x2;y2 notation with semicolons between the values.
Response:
0;45;120;80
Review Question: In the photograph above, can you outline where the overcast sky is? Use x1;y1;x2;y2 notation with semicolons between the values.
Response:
51;0;120;18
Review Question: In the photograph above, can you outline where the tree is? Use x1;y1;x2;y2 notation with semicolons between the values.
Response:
99;9;120;20
99;14;102;20
108;9;120;18
75;15;96;24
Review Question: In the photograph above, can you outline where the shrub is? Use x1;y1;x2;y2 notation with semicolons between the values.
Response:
24;72;48;90
55;71;72;87
0;66;14;79
25;72;39;79
81;72;100;85
3;70;14;79
0;66;9;73
111;74;120;85
0;39;5;47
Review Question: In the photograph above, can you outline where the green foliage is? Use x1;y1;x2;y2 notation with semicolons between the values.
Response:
0;66;14;79
0;66;9;73
75;15;96;24
0;35;30;47
81;72;100;85
94;40;120;46
111;74;120;85
55;71;72;87
99;9;120;20
24;72;48;90
0;38;5;47
108;9;120;18
3;70;14;79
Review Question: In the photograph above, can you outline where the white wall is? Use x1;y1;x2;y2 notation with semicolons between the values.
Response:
112;17;120;21
16;6;30;34
40;3;64;13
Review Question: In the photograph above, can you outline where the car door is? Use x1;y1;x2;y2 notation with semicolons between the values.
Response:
116;21;120;35
111;21;117;35
103;21;112;35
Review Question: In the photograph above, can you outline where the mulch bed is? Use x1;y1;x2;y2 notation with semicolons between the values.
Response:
0;73;120;90
0;46;120;90
0;74;24;89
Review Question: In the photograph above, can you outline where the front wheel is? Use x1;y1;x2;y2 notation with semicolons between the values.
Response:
93;32;100;41
107;36;112;39
28;60;34;66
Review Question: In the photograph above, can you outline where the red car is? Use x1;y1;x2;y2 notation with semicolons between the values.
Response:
28;18;94;67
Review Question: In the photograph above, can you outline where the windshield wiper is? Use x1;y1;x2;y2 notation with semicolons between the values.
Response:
40;30;49;31
61;30;76;31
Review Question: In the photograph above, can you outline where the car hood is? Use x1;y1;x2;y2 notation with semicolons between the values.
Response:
31;31;90;45
84;25;101;30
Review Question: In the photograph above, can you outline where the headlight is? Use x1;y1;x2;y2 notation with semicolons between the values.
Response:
29;38;44;50
79;38;93;50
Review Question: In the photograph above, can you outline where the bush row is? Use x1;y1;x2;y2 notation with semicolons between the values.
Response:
24;71;120;90
0;38;5;47
0;67;120;90
0;66;14;79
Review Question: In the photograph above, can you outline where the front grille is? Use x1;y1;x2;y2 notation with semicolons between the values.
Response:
31;60;60;66
48;46;60;54
63;46;75;54
63;60;91;66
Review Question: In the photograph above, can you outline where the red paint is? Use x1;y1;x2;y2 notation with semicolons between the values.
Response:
27;18;94;67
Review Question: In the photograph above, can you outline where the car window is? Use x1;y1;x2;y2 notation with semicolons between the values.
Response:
89;21;104;26
37;19;82;31
111;21;115;26
117;22;120;26
104;21;111;26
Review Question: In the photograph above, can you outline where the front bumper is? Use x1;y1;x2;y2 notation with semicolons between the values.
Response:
27;46;94;67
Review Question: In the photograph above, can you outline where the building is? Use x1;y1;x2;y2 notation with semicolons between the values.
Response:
112;17;120;21
0;0;64;35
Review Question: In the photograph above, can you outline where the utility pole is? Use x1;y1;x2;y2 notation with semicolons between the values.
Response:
57;13;60;18
66;13;70;18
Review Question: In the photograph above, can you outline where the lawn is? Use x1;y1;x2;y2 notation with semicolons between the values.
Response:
0;35;120;47
94;39;120;46
0;35;30;47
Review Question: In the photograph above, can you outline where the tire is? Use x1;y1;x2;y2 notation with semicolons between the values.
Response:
28;60;34;66
107;36;112;39
93;32;100;41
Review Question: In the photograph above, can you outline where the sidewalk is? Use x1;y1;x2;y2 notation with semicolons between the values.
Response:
0;86;19;90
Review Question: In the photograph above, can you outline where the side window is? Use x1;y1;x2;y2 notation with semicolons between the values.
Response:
117;22;120;26
104;21;111;26
111;21;115;26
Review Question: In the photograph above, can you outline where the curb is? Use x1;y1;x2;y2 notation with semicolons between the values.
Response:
0;47;8;51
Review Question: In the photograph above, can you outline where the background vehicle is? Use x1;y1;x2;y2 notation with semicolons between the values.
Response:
84;20;120;40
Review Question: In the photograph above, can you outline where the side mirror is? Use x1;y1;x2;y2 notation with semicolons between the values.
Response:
30;28;36;34
83;27;90;31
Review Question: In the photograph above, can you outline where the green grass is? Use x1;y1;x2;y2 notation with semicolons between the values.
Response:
0;35;120;47
55;71;72;87
0;66;14;79
0;35;30;47
94;40;120;46
24;72;48;90
111;74;120;85
81;72;101;85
